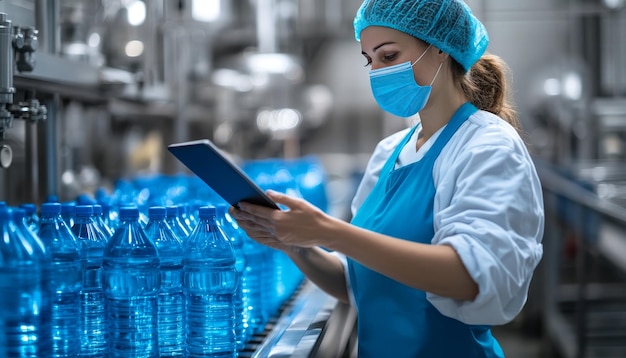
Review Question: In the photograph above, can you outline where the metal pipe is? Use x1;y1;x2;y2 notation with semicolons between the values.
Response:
44;96;58;199
256;0;276;53
0;13;14;105
35;0;59;54
25;119;38;203
35;0;60;198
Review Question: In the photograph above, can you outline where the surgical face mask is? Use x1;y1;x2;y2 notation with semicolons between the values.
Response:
369;45;443;117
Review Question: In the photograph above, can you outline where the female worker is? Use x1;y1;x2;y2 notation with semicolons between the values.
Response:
230;0;544;356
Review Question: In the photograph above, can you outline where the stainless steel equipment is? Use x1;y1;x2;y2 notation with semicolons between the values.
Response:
0;12;46;140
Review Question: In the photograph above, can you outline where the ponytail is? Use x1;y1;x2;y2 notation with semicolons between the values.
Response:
452;53;522;136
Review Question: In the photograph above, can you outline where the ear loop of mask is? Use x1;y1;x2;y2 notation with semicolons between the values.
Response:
410;44;432;67
410;44;445;86
429;62;444;86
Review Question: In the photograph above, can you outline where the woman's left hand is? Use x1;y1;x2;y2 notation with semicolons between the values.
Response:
230;190;331;248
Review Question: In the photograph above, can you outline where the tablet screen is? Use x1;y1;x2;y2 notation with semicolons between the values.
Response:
168;140;279;209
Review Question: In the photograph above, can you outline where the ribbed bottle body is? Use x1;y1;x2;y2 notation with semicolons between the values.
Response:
103;257;160;357
72;205;109;357
0;207;50;357
184;207;237;358
38;203;82;357
145;206;185;357
241;238;265;334
103;207;160;358
216;205;246;349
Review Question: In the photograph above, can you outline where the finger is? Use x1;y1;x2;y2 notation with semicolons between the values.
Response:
238;201;278;217
234;216;268;232
231;209;275;231
267;190;304;210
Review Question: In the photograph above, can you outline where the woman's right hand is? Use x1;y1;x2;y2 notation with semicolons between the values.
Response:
229;205;293;252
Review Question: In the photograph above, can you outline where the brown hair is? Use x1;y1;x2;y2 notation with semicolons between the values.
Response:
451;54;522;136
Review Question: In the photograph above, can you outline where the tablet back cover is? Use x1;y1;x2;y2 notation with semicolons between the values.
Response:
168;140;279;209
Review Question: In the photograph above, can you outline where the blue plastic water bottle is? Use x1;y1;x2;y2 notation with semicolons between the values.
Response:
260;244;278;323
0;206;50;357
13;207;47;255
166;205;190;241
216;204;247;348
184;206;237;357
144;206;185;356
180;203;198;232
96;199;114;229
93;204;114;237
103;206;160;357
19;203;40;232
61;202;76;228
72;205;109;357
38;202;82;357
222;208;265;335
242;236;266;334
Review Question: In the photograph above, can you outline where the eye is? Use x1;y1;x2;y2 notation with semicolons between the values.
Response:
383;53;398;62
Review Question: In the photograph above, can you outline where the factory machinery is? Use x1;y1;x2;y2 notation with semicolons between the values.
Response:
528;1;626;357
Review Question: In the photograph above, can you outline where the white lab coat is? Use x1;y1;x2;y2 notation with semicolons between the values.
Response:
335;109;544;326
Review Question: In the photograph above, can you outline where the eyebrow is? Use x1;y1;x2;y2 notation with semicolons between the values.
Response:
361;41;396;55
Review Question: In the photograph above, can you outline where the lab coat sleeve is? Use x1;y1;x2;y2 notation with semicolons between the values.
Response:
427;143;544;326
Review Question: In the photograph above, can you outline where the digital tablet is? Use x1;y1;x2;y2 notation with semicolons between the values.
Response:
168;139;280;209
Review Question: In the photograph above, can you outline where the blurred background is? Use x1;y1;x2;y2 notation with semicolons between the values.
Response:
1;0;626;357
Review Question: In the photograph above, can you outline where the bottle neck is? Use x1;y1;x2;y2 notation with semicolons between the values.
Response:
40;213;63;224
74;215;95;225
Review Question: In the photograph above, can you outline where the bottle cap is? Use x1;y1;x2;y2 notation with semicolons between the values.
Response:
148;206;166;219
19;203;37;215
198;206;217;219
119;206;139;220
166;205;179;217
41;202;62;216
75;205;94;217
61;202;76;214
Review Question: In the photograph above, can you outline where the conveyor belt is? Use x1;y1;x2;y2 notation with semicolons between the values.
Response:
240;280;357;358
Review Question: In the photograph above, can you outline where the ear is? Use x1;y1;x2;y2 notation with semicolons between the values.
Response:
433;46;449;61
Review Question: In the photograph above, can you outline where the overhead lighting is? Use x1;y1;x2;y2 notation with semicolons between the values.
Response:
603;0;625;9
88;33;101;48
256;108;302;134
192;0;221;22
127;0;146;26
125;40;144;57
246;53;303;79
563;72;583;101
543;78;560;97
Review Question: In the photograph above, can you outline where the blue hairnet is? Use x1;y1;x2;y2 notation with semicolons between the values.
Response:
354;0;489;72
